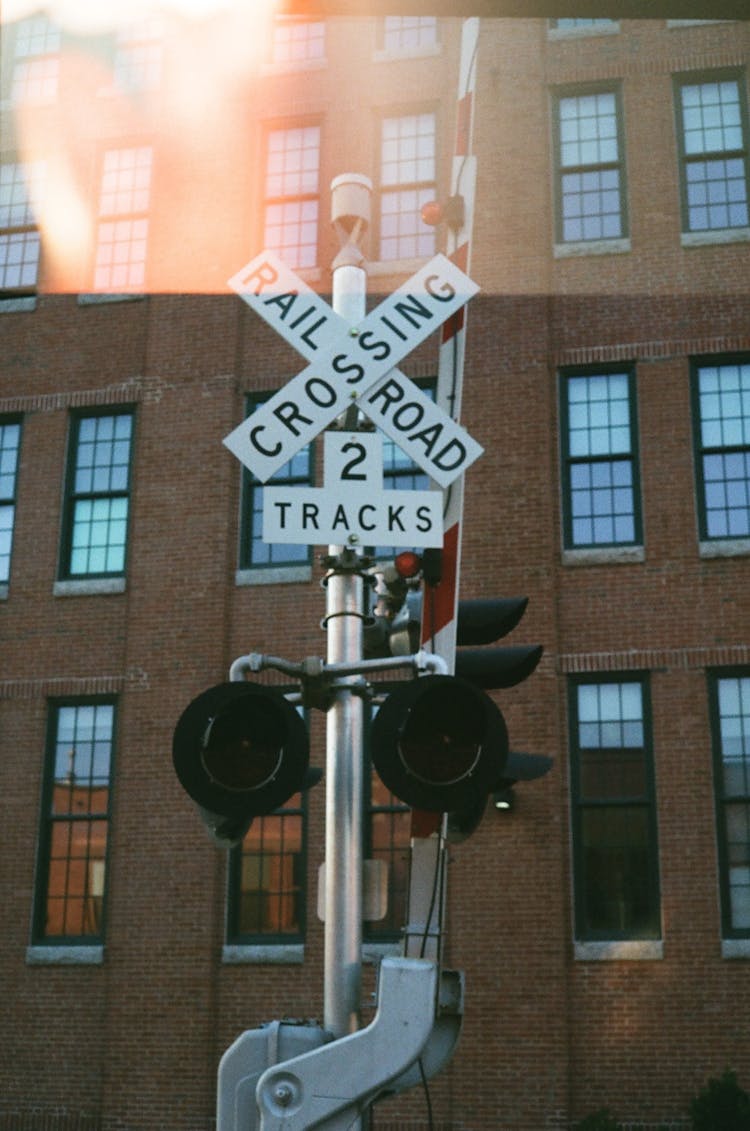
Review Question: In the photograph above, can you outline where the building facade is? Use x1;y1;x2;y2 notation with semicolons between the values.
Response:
1;10;749;1130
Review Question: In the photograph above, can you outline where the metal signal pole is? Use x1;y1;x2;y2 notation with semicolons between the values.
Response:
323;174;372;1046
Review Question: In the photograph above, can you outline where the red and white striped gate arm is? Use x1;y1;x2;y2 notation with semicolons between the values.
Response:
404;19;480;963
420;16;479;673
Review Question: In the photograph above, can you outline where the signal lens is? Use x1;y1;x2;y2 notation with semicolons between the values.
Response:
398;683;482;785
201;698;284;792
394;551;422;579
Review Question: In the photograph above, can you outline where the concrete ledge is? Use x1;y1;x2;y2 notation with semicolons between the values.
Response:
722;938;750;959
0;296;37;313
54;578;126;597
362;942;400;964
574;939;663;961
222;944;304;964
563;546;644;566
555;237;631;258
548;22;619;39
77;293;146;305
27;944;104;966
681;227;750;248
699;538;750;559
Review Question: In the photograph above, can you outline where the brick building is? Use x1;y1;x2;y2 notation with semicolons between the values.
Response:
1;9;749;1130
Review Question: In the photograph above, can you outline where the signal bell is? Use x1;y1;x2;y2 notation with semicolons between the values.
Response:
173;682;311;847
370;674;508;816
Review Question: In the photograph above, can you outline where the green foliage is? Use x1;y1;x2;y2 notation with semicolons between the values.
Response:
572;1110;622;1131
691;1070;750;1131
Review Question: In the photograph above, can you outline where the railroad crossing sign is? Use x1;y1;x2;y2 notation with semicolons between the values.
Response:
223;250;482;489
263;431;444;548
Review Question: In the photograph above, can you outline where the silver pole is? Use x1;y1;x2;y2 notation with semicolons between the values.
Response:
324;175;372;1044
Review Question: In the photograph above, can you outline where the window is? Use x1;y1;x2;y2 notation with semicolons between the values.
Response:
560;367;642;549
1;161;43;296
113;18;163;93
33;700;116;943
382;17;437;53
226;791;306;943
710;671;750;937
263;125;321;270
674;72;749;233
11;15;60;104
378;112;437;262
0;416;22;586
569;677;660;940
93;146;152;292
239;394;313;571
553;87;627;243
692;356;750;541
271;17;325;65
364;703;411;943
60;410;134;579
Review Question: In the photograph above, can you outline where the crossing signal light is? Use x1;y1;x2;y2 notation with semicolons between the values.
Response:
368;558;547;839
455;597;543;690
370;673;509;838
173;682;316;848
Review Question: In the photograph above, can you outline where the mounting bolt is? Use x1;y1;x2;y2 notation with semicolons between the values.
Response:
273;1083;294;1107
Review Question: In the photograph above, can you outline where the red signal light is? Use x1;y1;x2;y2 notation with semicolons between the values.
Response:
394;551;422;579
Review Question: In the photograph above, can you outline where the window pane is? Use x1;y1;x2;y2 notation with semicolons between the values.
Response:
64;413;133;578
696;361;750;539
38;702;114;942
231;795;305;940
579;806;657;935
563;372;638;547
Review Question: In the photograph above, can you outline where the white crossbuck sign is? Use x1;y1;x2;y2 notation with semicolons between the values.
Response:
223;251;483;489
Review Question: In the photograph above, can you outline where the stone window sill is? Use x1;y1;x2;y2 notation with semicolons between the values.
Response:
563;546;644;567
681;227;750;248
555;237;631;259
54;578;126;597
27;944;104;965
222;944;304;965
699;538;750;559
575;939;663;961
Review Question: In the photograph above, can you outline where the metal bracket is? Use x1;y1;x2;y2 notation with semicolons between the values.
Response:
255;958;439;1130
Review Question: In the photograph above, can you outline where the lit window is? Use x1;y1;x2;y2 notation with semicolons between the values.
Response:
692;356;750;540
263;126;320;270
560;368;642;548
0;417;22;585
94;147;152;292
227;792;306;942
239;394;313;571
710;671;750;937
0;161;43;295
554;88;627;243
271;17;325;64
33;701;115;943
60;410;134;579
382;16;437;53
12;15;60;104
675;73;749;233
569;677;660;940
379;112;437;261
